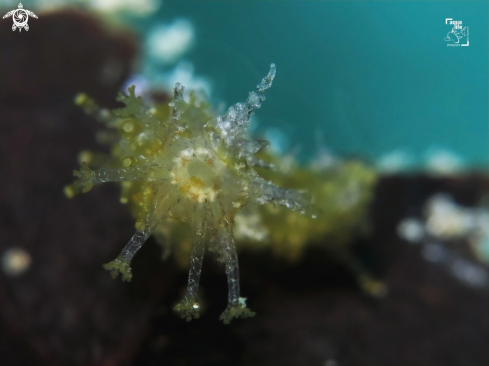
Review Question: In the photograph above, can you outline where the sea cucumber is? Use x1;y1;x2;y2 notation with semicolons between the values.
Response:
68;64;315;323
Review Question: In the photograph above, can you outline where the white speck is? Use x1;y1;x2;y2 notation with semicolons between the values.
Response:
424;148;463;175
425;194;475;239
234;210;268;241
397;218;425;243
2;248;31;276
147;19;195;64
377;149;413;173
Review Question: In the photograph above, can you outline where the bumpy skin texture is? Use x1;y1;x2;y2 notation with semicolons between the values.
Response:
70;65;313;323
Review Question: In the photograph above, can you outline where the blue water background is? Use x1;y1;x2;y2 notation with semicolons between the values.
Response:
12;0;486;165
133;1;487;166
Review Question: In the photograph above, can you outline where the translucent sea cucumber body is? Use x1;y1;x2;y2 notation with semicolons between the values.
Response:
70;65;314;323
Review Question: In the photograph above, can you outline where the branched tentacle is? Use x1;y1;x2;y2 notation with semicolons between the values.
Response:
72;162;95;193
214;64;276;153
74;93;113;125
235;139;270;159
73;163;168;192
113;85;171;144
250;177;317;216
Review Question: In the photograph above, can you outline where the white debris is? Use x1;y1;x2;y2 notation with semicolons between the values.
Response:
398;192;489;289
234;210;268;242
397;218;425;243
2;247;31;277
377;149;413;173
425;194;477;239
147;19;195;64
424;148;463;175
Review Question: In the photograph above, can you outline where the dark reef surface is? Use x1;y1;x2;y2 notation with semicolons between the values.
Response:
0;10;488;366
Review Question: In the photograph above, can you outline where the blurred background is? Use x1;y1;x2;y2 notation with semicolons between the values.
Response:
0;1;488;366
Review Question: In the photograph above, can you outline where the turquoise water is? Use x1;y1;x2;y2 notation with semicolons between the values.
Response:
15;0;487;166
137;1;488;166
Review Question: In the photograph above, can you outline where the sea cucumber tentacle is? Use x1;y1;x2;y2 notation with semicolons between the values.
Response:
220;220;240;305
73;162;95;193
74;164;168;192
215;208;256;324
251;177;317;217
102;229;152;282
173;205;208;321
103;191;179;281
74;93;112;124
246;155;274;169
113;85;172;144
211;64;276;157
